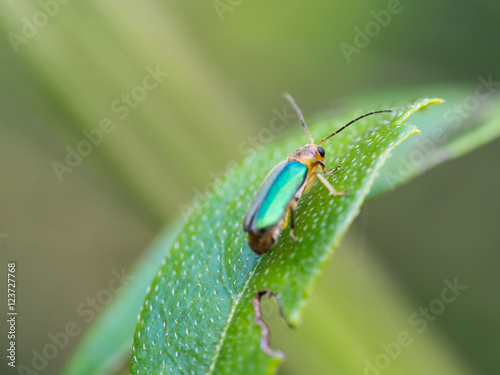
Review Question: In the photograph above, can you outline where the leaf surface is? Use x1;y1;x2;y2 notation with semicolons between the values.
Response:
130;98;440;374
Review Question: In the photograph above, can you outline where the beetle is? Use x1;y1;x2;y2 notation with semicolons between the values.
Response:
243;94;391;254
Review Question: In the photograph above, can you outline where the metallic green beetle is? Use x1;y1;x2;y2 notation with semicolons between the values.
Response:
243;94;391;254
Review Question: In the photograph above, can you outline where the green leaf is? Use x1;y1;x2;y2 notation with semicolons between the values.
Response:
62;220;183;375
130;98;440;374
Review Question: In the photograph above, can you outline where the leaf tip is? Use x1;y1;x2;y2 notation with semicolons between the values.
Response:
428;97;445;105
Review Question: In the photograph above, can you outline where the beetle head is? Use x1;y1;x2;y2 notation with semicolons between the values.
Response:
287;144;325;169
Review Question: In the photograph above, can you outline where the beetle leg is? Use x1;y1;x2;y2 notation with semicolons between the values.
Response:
324;165;341;175
316;172;349;195
316;160;341;175
289;208;297;242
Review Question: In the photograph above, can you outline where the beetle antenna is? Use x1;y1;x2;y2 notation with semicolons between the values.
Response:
284;93;314;144
319;110;392;145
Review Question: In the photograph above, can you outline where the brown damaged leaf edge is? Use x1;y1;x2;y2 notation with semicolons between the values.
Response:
252;238;333;359
253;289;292;358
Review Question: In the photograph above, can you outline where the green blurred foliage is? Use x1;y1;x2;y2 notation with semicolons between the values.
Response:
0;0;499;374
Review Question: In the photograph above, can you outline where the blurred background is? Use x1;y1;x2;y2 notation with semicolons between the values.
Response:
0;0;499;374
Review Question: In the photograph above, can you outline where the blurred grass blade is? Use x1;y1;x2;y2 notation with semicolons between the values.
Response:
367;87;500;198
130;98;440;374
0;1;255;226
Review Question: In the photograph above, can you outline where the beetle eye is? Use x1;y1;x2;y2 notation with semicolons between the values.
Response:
317;147;325;158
